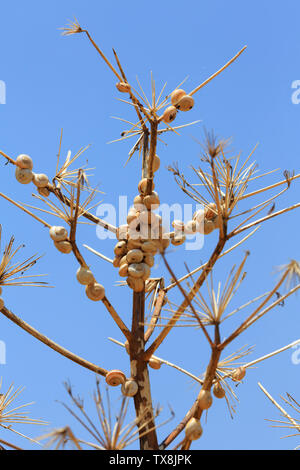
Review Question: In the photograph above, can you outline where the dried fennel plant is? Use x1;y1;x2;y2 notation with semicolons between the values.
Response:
0;18;299;450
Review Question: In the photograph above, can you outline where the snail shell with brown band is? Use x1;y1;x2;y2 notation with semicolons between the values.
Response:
185;418;203;441
143;192;160;210
161;105;177;124
114;240;127;257
170;89;186;106
126;249;144;264
231;366;246;382
176;94;194;112
116;81;131;93
38;187;50;197
105;370;126;387
119;262;129;278
148;357;162;370
138;178;155;195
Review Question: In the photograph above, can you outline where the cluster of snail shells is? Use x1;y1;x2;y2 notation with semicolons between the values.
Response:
0;287;4;311
15;154;50;196
49;226;72;254
113;182;170;292
161;89;194;124
176;202;221;237
105;369;138;397
76;265;105;302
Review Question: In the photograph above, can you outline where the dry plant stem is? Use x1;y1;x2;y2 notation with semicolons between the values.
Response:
0;192;51;228
102;297;131;341
145;238;226;360
49;186;117;234
146;120;158;193
0;150;16;165
144;289;166;343
229;202;300;239
142;130;149;180
258;383;300;431
130;291;158;450
240;173;300;201
0;438;22;450
160;401;198;449
0;306;107;376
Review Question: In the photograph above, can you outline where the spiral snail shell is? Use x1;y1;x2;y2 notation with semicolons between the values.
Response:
105;370;126;387
15;167;33;184
198;389;213;410
16;154;33;170
54;240;72;254
185;418;203;441
121;379;138;397
85;283;105;301
76;266;94;285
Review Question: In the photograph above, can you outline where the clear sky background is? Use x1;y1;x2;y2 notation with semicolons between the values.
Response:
0;0;299;450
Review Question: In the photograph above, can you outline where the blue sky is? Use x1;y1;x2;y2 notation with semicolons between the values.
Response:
0;0;299;450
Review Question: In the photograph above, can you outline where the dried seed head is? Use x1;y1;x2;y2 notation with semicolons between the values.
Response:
76;266;94;285
49;226;68;242
198;389;213;410
16;154;33;170
54;240;72;254
32;173;49;188
213;382;226;399
116;81;131;93
176;94;194;111
185;418;203;441
138;178;155;195
231;366;246;382
162;105;177;124
105;370;126;387
0;298;4;310
85;282;105;301
143;192;160;210
15;167;33;184
171;88;186;106
126;276;144;292
121;379;138;397
126;249;144;264
149;357;162;370
38;187;50;197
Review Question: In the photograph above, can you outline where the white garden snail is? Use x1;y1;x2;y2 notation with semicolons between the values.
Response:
105;370;126;387
185;418;203;441
143;253;154;267
76;266;94;285
126;249;144;264
32;173;49;188
113;257;121;268
15;167;33;184
161;105;177;124
85;282;105;301
133;194;145;210
121;379;138;397
176;94;194;111
126;276;144;292
138;178;155;195
231;366;246;382
170;89;186;106
116;81;131;93
198;389;213;410
49;226;68;242
148;357;162;370
213;382;226;399
114;240;127;257
143;192;160;210
128;263;145;279
54;240;72;254
16;154;33;170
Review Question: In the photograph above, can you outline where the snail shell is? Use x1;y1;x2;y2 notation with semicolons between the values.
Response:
105;369;126;387
193;209;205;223
171;234;186;246
133;194;145;211
38;187;50;197
85;283;105;301
54;240;72;254
16;154;33;170
116;81;131;93
126;249;144;264
143;253;154;267
184;220;197;234
116;225;129;241
114;240;127;257
49;226;68;242
33;173;49;188
231;366;246;382
119;263;129;277
153;154;160;172
113;256;121;268
176;94;194;112
127;238;142;250
185;418;203;441
126;276;144;292
170;88;186;106
138;178;155;195
76;266;94;285
198;389;213;410
143;192;160;210
205;203;217;220
213;382;226;399
203;219;216;235
172;220;185;232
148;357;162;370
15;167;33;184
0;298;4;310
128;263;145;279
127;208;139;225
141;241;158;254
162;105;177;124
121;379;138;397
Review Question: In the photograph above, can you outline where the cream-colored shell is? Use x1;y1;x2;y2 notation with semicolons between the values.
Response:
126;276;144;292
231;366;246;382
213;382;226;399
116;225;129;241
127;238;142;250
162;105;177;124
116;81;131;93
85;283;105;301
171;234;186;246
128;263;145;279
133;194;145;210
38;187;50;197
119;263;129;277
114;240;127;257
126;249;144;264
33;173;49;188
176;94;194;111
54;240;72;254
16;154;33;170
138;178;155;195
113;256;121;268
141;241;157;254
153;154;160;172
143;253;154;267
198;389;213;410
143;192;160;210
172;220;185;232
49;226;68;242
185;418;203;441
121;379;138;397
149;357;161;370
76;266;94;285
184;220;197;234
15;167;33;184
170;88;186;106
105;369;126;386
